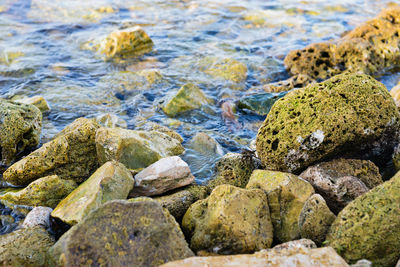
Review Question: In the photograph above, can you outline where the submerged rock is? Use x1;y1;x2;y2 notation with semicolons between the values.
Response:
246;170;314;243
182;184;273;254
237;91;286;116
189;132;224;156
95;113;127;128
201;57;247;83
48;199;193;267
325;171;400;267
136;121;183;143
3;118;100;186
256;73;400;173
0;99;42;169
51;161;134;225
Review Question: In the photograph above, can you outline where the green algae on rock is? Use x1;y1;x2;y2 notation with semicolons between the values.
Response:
51;161;134;225
162;83;213;117
3;118;100;186
48;199;193;267
95;113;127;129
182;184;273;254
325;171;400;267
237;91;286;116
256;73;400;173
0;175;77;209
0;99;42;169
246;170;314;243
14;95;50;113
136;121;184;143
201;57;248;83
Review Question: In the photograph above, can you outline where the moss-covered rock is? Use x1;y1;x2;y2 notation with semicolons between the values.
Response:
201;57;247;83
162;83;212;117
95;113;127;128
3;118;100;186
246;170;314;243
136;121;183;143
47;199;193;267
182;184;273;254
51;161;134;225
0;226;55;267
256;73;400;173
299;194;336;246
0;175;76;209
14;95;50;113
325;171;400;267
96;127;184;171
0;99;42;169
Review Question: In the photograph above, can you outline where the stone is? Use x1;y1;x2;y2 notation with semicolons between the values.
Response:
392;144;400;172
298;194;336;245
207;153;260;191
95;113;127;128
325;171;400;266
189;132;224;156
162;83;212;117
0;175;77;209
182;184;273;254
201;57;247;83
136;121;183;143
237;91;286;116
14;95;50;113
3;118;100;186
351;259;373;267
129;156;194;197
256;73;400;173
96;127;184;171
272;239;317;250
0;99;42;168
154;185;208;221
390;83;400;106
246;170;314;243
160;246;349;267
0;226;55;267
22;206;53;229
51;161;134;225
300;158;383;213
47;199;194;267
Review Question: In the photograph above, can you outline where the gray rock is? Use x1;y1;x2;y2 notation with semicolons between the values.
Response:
22;206;53;229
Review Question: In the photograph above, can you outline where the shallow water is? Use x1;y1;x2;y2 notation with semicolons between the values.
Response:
1;0;399;183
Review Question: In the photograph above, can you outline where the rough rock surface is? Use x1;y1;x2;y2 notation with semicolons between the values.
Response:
0;98;42;169
136;121;184;143
22;206;53;229
182;184;273;254
48;199;194;267
95;113;127;128
256;73;400;173
300;158;383;213
3;118;100;185
201;57;247;83
325;171;400;266
246;170;314;243
14;95;50;113
51;161;134;225
129;156;194;197
189;132;224;156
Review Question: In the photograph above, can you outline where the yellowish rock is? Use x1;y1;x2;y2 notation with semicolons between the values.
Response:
14;96;50;113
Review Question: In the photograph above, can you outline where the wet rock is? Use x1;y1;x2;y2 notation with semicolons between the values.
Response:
48;199;193;267
392;144;400;172
95;113;127;128
206;153;260;191
160;246;349;267
237;91;286;115
300;158;383;213
51;161;134;225
182;184;273;254
14;95;50;113
200;57;247;83
0;226;55;267
22;206;53;229
162;83;212;117
325;171;400;266
3;118;100;186
129;156;194;197
298;194;336;245
272;239;317;250
246;170;314;243
0;99;42;169
0;175;77;209
263;74;315;93
390;83;400;106
189;132;224;156
136;121;183;143
154;185;208;221
96;127;184;171
256;73;400;173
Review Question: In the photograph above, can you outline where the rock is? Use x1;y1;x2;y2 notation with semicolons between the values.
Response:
162;83;212;117
95;113;127;128
189;132;224;156
96;127;184;171
207;153;260;191
129;156;194;197
351;259;373;267
99;27;153;60
272;239;317;250
0;99;42;168
300;158;383;213
392;144;400;172
325;171;400;266
0;175;77;209
47;199;194;266
0;226;55;267
263;74;315;93
298;194;336;245
182;184;273;254
14;95;50;113
390;83;400;106
201;57;247;83
246;170;314;243
22;206;53;229
397;258;400;267
51;161;134;225
136;121;183;143
256;73;400;173
160;246;349;267
3;118;100;186
237;91;286;115
154;185;208;221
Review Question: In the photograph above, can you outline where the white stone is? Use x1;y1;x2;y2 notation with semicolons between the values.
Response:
22;206;53;229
